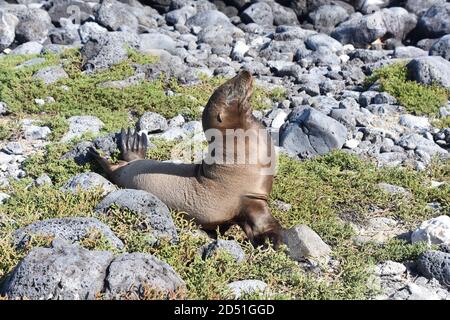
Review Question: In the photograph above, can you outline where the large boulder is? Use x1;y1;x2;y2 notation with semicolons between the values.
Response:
430;35;450;61
104;252;186;299
280;106;348;159
61;172;117;195
282;224;332;261
240;2;273;26
186;10;232;29
80;31;140;72
411;215;450;245
61;116;104;143
95;0;138;32
48;0;94;25
0;240;114;300
416;3;450;38
309;4;349;34
13;217;124;250
95;189;178;244
139;32;177;55
406;56;450;88
0;10;19;51
14;8;53;43
331;8;417;48
405;0;446;17
32;65;68;85
417;251;450;288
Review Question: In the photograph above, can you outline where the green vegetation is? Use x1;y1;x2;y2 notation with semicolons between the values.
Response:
2;149;447;299
365;63;449;126
0;49;285;141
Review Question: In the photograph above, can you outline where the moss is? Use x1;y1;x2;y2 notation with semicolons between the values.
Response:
365;63;449;122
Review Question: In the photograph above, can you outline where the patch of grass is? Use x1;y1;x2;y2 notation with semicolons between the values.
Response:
363;239;430;263
1;50;286;143
365;63;449;121
22;142;92;186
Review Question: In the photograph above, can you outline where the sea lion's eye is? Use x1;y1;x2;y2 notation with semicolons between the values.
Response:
217;113;222;123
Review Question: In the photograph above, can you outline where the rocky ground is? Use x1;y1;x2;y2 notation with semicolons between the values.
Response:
0;0;449;300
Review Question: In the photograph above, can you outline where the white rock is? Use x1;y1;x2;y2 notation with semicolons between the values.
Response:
23;125;51;140
344;139;360;149
34;98;45;106
232;40;249;59
0;192;10;204
411;215;450;245
282;224;331;261
271;110;288;129
374;261;406;277
227;280;267;299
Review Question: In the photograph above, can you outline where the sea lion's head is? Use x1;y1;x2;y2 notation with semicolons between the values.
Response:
202;70;254;131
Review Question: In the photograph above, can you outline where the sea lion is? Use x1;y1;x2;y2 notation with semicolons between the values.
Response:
91;70;283;248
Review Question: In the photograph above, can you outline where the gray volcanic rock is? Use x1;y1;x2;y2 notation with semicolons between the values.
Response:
416;3;450;38
430;35;450;61
406;56;450;88
0;240;113;300
95;189;178;244
13;217;124;250
417;251;450;288
104;252;186;299
280;106;348;159
0;10;19;51
61;172;117;195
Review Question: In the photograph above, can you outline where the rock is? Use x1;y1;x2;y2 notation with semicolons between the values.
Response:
430;34;450;61
2;142;23;155
32;65;68;85
397;133;447;157
48;19;81;45
344;138;359;149
23;125;51;140
96;0;138;32
305;33;342;53
270;109;288;130
13;217;124;250
137;112;168;133
331;8;417;48
377;183;410;196
11;41;43;55
14;8;52;43
0;10;19;51
166;5;196;26
417;3;450;38
0;101;8;115
281;224;331;261
81;31;140;72
280;107;348;159
197;24;243;47
48;0;94;26
139;33;177;55
309;4;349;34
231;40;249;60
353;217;407;245
61;116;104;142
201;240;245;263
15;57;46;69
186;10;231;29
374;261;406;277
0;240;113;300
405;0;446;17
79;22;107;44
417;250;450;288
406;56;450;88
267;1;298;26
104;252;185;299
226;280;267;299
399;114;431;130
0;192;10;204
35;174;52;186
411;215;450;245
61;172;117;196
95;189;178;244
394;46;428;58
390;282;442;300
240;2;273;26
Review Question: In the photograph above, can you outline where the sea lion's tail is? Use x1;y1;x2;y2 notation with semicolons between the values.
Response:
119;128;148;162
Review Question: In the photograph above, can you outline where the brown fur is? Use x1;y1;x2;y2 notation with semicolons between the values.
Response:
91;71;283;248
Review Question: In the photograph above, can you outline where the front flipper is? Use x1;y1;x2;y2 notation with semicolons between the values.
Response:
119;128;148;162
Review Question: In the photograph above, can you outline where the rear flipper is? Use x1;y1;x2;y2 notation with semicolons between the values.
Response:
119;128;148;162
88;147;120;176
